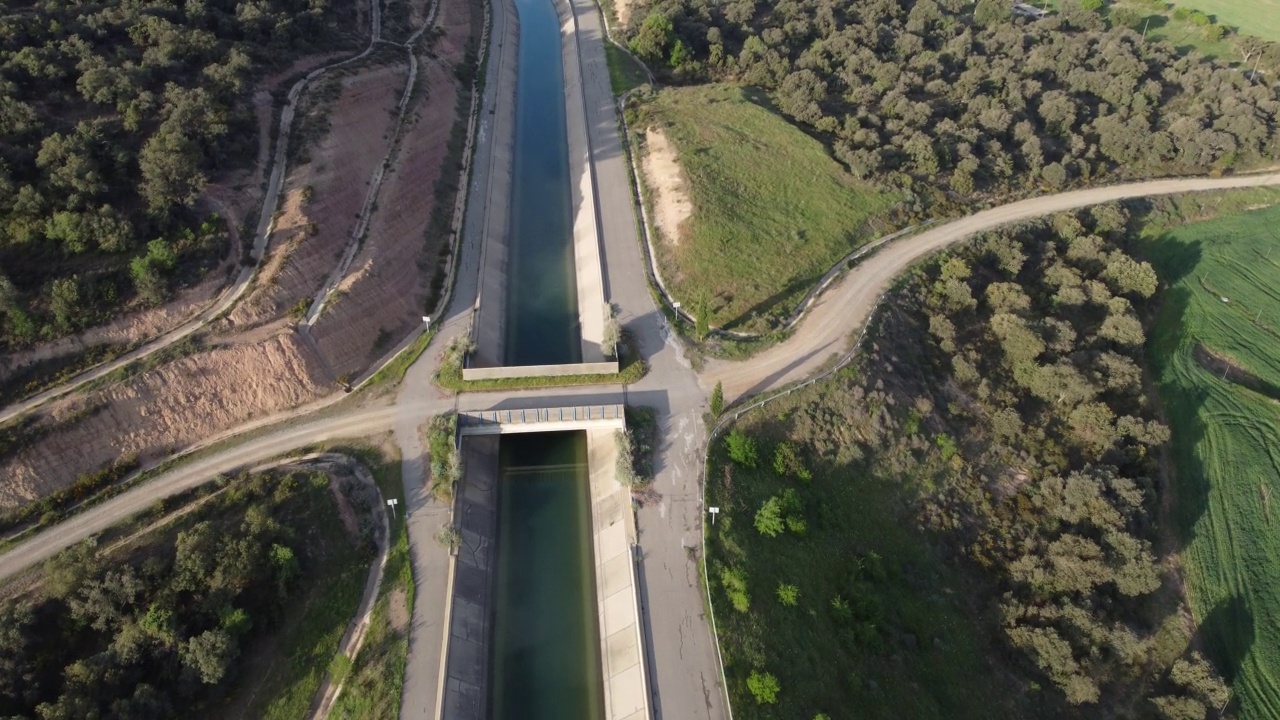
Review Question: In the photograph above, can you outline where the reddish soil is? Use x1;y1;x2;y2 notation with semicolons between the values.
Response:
230;61;409;329
0;1;477;509
0;333;328;508
311;0;476;378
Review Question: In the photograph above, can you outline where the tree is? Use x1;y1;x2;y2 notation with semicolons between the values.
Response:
974;0;1009;26
747;670;781;704
754;497;785;537
49;276;83;333
1110;7;1142;29
1170;653;1230;709
138;126;207;213
776;583;799;606
1102;252;1158;298
720;568;749;612
692;290;711;342
711;381;724;416
630;12;673;65
180;629;238;684
726;430;758;467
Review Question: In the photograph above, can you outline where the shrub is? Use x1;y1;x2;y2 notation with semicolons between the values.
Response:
710;381;724;416
721;567;750;612
776;583;799;606
754;497;785;537
726;429;758;467
747;670;780;704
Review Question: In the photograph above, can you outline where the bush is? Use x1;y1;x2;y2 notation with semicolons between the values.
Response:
710;381;724;416
776;583;799;606
721;567;750;612
725;429;758;468
747;670;781;704
754;497;785;537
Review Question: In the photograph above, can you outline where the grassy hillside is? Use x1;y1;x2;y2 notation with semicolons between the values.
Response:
1147;203;1280;719
631;84;899;333
1168;0;1280;42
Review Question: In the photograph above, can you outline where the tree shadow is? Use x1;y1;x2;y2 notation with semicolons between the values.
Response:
1194;593;1256;685
721;272;823;332
1140;232;1203;288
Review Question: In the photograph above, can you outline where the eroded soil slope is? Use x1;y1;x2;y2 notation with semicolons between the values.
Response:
311;0;478;377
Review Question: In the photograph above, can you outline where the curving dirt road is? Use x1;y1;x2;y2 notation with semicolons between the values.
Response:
701;172;1280;404
4;174;1280;578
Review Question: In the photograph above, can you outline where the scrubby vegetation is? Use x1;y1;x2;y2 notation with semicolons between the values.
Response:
328;445;415;720
0;0;357;350
706;204;1233;718
624;0;1280;216
0;464;376;718
1145;202;1280;719
426;413;459;502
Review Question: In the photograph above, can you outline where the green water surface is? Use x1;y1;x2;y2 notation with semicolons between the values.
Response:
504;0;581;366
493;431;604;720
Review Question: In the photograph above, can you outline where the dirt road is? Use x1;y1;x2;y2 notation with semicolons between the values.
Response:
701;172;1280;403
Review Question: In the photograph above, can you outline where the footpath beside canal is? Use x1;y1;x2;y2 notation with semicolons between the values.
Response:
470;0;517;368
587;429;651;720
556;0;609;363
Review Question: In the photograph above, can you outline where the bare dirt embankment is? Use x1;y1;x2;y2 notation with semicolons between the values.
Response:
230;60;409;328
310;0;477;378
641;127;693;251
0;55;412;502
0;334;328;508
0;2;482;506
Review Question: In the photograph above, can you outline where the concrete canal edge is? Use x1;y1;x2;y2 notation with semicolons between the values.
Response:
587;429;653;720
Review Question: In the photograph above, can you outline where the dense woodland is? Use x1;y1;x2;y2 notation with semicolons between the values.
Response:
0;0;355;351
627;0;1280;210
706;203;1237;716
839;206;1226;713
0;469;378;719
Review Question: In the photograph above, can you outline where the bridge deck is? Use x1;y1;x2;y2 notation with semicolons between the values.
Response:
457;404;626;435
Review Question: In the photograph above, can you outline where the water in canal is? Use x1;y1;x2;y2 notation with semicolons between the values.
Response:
492;432;604;720
504;0;581;366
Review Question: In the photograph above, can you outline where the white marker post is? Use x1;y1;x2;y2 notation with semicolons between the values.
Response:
422;316;431;325
386;498;399;519
709;506;720;526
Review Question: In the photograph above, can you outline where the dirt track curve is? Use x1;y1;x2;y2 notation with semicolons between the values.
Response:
4;173;1280;581
701;172;1280;403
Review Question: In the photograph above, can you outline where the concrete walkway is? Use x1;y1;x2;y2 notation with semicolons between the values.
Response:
587;429;650;720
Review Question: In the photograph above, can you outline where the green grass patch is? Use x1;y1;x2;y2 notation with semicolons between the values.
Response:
704;387;1031;719
605;43;649;95
363;328;437;389
1145;203;1280;719
1166;0;1280;43
631;84;900;333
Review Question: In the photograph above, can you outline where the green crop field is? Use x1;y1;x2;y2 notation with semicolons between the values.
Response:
1168;0;1280;42
632;84;899;333
1147;203;1280;719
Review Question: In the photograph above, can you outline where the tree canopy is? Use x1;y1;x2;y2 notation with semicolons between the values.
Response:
0;0;354;350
